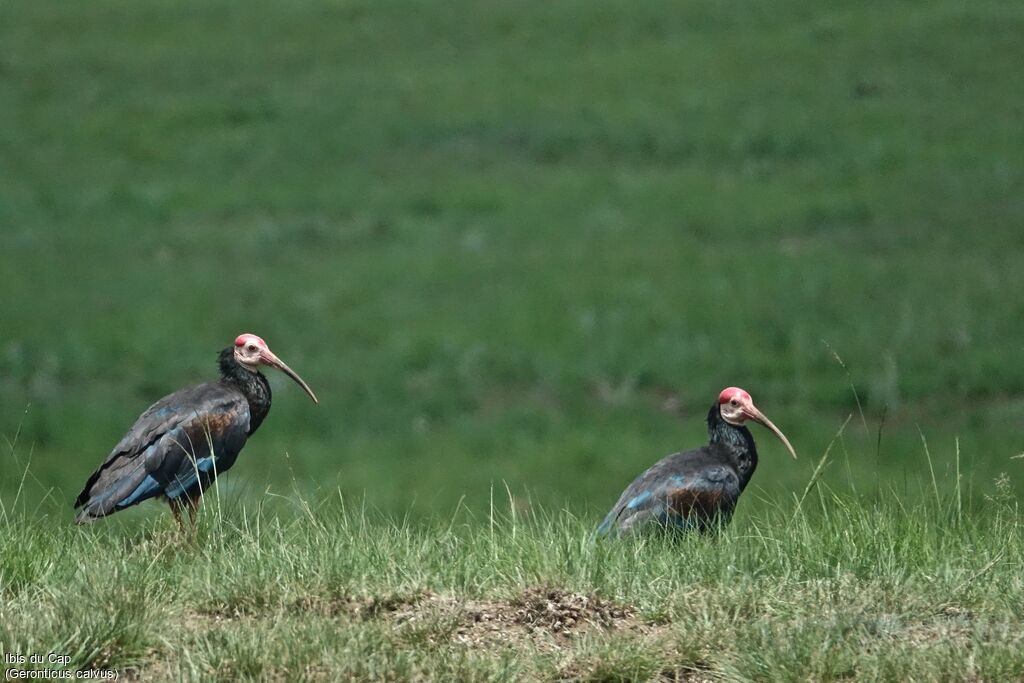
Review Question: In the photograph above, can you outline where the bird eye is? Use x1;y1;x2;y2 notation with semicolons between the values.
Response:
730;398;739;406
248;344;257;352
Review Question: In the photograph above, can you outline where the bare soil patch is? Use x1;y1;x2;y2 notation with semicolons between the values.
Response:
383;586;649;651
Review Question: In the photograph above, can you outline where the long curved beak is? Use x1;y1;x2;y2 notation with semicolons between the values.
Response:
744;404;797;459
260;349;319;404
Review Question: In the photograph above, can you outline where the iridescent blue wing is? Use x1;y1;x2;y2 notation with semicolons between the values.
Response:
596;448;741;536
74;383;250;523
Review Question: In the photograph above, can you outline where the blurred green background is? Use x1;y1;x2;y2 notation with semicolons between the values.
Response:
2;0;1022;522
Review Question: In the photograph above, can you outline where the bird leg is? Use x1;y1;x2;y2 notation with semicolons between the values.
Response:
168;492;202;537
169;498;187;534
185;489;203;527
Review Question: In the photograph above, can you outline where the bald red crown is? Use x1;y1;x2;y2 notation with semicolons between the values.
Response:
719;387;752;404
234;333;267;348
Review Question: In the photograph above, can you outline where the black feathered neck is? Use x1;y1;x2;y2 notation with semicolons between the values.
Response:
706;403;758;490
218;346;272;434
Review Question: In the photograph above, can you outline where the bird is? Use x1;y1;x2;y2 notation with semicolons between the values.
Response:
74;333;318;527
595;387;796;536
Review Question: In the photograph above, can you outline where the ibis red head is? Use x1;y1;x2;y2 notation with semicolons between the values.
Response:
717;387;796;459
234;333;319;404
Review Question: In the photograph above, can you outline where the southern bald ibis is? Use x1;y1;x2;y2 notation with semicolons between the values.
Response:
74;334;318;526
596;387;796;536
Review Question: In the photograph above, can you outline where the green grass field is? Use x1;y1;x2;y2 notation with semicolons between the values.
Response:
2;490;1022;681
2;0;1024;679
